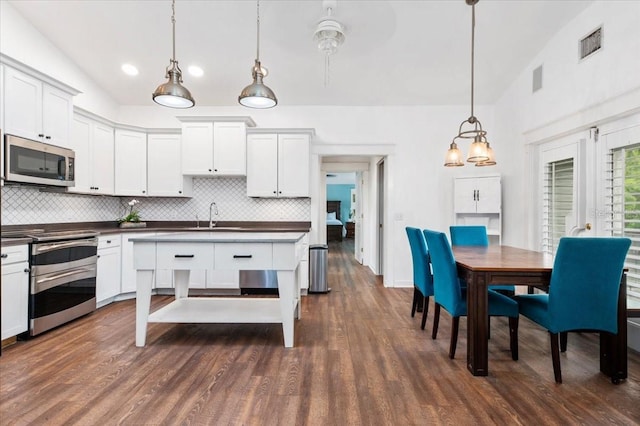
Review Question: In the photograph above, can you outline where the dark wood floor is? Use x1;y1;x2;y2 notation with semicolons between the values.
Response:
1;239;640;425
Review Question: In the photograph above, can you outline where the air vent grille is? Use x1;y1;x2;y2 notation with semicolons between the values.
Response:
580;27;602;59
532;65;543;93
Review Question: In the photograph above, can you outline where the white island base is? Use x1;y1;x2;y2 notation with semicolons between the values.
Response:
132;232;304;348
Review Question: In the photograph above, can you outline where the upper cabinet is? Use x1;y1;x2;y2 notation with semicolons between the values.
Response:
69;112;114;195
2;64;77;148
147;133;192;197
246;129;313;198
114;128;147;196
178;116;256;176
454;175;502;243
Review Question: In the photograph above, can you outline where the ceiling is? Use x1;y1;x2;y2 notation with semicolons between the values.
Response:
6;0;592;107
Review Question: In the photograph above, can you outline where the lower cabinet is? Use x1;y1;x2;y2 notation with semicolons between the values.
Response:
97;235;121;305
1;245;29;340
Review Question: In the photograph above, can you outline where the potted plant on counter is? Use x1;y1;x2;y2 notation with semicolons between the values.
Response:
118;199;146;228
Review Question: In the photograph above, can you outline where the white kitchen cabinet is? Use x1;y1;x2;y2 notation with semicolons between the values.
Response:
69;114;115;195
147;133;192;197
246;131;311;198
120;232;154;294
97;235;121;306
454;175;502;244
2;65;75;148
179;117;255;176
1;245;29;340
114;129;147;196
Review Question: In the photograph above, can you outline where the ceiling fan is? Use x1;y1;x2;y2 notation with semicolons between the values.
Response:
314;0;346;86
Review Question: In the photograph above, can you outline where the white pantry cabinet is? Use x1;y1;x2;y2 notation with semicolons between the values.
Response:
2;65;76;148
147;133;192;197
453;175;502;244
69;114;115;195
246;130;312;198
114;129;147;196
179;117;255;176
97;235;121;306
1;245;29;340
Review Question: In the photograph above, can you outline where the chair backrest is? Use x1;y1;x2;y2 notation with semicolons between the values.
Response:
423;229;465;316
405;227;433;296
449;225;489;246
548;237;631;334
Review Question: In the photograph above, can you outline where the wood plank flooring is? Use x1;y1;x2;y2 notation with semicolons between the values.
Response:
1;240;640;425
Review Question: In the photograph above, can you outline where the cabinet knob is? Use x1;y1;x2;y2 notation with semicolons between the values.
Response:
38;133;44;138
178;190;182;194
209;169;212;172
106;240;112;244
214;169;218;172
142;190;146;194
45;136;51;140
1;253;8;258
273;191;277;194
24;268;30;273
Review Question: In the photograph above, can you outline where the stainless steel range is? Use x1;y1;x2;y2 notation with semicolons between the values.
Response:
2;229;99;336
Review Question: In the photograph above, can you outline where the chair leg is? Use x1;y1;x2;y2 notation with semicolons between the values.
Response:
432;304;441;339
420;296;430;330
509;316;519;361
449;317;460;359
560;332;568;352
549;332;562;383
411;288;419;317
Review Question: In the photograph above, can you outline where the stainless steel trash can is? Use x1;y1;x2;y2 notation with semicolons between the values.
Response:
309;244;330;293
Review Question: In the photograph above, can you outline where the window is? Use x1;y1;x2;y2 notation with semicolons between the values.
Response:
606;144;640;310
542;158;574;255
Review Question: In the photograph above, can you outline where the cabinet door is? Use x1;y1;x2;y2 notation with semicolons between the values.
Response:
69;115;92;193
97;245;121;304
246;133;279;197
181;122;214;175
42;84;73;147
3;66;43;141
92;122;115;195
114;129;147;196
454;178;479;213
475;176;501;213
278;134;310;197
147;134;185;196
1;261;29;339
213;122;247;175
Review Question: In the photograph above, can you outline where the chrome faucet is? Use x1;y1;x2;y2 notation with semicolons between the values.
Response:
209;202;218;228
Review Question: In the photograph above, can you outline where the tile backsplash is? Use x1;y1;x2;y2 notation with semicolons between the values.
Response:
1;177;310;225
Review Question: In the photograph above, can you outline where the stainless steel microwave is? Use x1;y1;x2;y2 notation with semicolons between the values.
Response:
4;134;75;187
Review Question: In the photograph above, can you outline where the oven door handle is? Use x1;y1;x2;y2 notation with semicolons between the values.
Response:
32;266;97;294
34;238;98;254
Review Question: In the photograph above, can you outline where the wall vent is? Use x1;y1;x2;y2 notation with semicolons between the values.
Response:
532;65;543;93
580;26;602;59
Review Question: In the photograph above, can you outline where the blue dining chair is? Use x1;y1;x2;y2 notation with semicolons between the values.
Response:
423;229;519;360
449;225;515;295
405;227;435;330
515;237;631;383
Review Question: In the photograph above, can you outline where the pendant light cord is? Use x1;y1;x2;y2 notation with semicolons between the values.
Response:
470;2;475;120
171;0;176;62
256;0;261;61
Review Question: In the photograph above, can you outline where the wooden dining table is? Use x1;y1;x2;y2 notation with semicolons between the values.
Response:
452;245;628;383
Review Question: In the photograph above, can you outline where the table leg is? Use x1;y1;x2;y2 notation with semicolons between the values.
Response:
174;270;190;300
277;270;298;348
467;271;489;376
600;273;628;383
135;270;154;347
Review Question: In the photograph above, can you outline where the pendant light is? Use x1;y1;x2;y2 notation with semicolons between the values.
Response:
239;0;277;109
152;0;195;109
444;0;496;167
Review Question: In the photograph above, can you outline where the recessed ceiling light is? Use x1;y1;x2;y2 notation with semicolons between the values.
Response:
121;63;139;76
188;65;204;77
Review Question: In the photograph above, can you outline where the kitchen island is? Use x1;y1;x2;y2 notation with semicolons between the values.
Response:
131;232;306;348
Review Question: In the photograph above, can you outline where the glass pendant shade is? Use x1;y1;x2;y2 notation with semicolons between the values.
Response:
466;136;490;163
444;142;465;167
476;142;496;167
153;62;195;108
239;60;277;108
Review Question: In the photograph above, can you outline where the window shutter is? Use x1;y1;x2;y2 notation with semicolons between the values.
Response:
542;158;574;255
606;145;640;308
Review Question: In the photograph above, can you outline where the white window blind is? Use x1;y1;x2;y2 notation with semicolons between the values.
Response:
606;145;640;309
542;158;574;255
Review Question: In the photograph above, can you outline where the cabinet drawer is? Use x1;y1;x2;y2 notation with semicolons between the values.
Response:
1;245;29;265
214;243;273;270
156;243;213;270
98;235;121;249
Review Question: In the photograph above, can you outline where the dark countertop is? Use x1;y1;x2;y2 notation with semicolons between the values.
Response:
1;221;312;246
